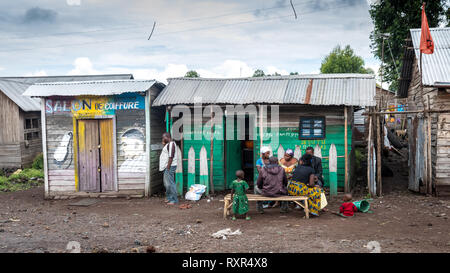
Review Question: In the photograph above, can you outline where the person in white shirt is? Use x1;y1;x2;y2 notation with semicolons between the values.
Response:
159;132;178;204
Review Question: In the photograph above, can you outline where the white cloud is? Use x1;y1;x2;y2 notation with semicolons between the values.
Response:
67;0;81;6
68;57;99;75
266;66;289;76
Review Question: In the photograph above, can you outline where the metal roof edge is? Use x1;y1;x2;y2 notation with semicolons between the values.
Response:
167;74;375;82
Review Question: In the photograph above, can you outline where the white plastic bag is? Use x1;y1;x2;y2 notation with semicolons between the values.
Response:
185;184;207;201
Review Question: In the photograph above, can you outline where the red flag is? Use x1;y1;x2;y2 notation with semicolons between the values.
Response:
420;3;434;54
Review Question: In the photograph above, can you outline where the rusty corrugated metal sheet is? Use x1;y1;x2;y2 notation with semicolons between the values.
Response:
0;74;133;111
410;27;450;86
23;79;164;97
153;74;376;107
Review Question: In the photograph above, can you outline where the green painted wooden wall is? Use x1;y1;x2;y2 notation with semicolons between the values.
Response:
253;125;352;188
181;122;227;191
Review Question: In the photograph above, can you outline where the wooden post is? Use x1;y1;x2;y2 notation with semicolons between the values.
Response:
145;91;151;197
259;105;263;151
209;105;215;195
175;146;184;196
314;144;322;159
294;145;301;160
427;95;432;195
329;143;338;197
41;98;49;199
187;146;195;189
367;110;373;196
344;106;349;193
277;144;285;158
376;110;382;196
199;146;209;194
165;107;169;133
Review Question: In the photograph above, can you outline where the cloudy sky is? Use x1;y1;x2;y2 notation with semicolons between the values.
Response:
0;0;380;83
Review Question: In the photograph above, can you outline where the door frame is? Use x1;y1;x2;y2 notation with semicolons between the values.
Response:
74;115;118;192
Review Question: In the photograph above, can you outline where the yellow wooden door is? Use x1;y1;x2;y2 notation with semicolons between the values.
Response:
99;119;115;191
77;119;100;192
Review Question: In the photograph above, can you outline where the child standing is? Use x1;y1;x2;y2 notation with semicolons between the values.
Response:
339;194;358;217
230;170;250;221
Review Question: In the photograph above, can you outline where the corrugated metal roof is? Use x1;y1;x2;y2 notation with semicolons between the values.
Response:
23;79;164;97
0;74;133;112
153;74;376;107
410;27;450;86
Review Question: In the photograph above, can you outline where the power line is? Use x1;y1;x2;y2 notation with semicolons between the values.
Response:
2;0;319;41
0;3;355;54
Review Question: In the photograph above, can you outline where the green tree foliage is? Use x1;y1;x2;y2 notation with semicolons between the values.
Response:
185;70;200;78
252;69;265;77
369;0;448;91
320;45;373;74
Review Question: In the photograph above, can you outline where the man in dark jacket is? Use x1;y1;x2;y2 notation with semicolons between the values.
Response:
306;146;324;187
256;156;288;213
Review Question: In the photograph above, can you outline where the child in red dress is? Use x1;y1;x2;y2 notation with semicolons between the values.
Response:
339;194;357;217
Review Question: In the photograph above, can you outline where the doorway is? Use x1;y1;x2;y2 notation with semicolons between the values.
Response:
226;115;255;188
77;119;115;192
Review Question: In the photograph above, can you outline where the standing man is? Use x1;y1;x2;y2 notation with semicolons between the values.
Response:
159;132;178;205
305;146;324;187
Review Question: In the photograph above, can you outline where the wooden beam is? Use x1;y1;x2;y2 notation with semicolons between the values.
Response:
367;111;374;195
209;105;215;195
427;95;432;195
344;106;349;193
41;98;49;199
376;111;382;196
259;105;263;150
145;90;151;197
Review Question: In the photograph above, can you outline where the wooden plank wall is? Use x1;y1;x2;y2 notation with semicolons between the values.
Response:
45;114;76;193
406;57;443;194
44;94;151;196
149;86;165;194
0;91;21;168
254;105;352;189
19;111;42;167
116;109;146;192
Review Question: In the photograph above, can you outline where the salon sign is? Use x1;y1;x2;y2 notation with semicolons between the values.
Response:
45;93;145;117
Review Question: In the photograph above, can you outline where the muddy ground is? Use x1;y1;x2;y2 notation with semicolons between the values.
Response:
0;185;449;253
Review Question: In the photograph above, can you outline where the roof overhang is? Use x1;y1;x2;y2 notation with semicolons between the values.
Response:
23;80;165;97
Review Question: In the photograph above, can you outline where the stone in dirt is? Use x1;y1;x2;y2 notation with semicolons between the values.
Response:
66;241;81;253
146;245;156;253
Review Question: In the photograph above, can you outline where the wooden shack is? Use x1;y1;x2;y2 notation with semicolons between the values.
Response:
153;74;376;194
23;79;166;199
398;27;450;196
0;74;133;169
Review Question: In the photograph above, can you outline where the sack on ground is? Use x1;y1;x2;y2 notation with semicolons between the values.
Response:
185;184;207;201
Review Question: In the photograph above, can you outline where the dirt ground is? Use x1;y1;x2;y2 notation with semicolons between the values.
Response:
0;184;449;253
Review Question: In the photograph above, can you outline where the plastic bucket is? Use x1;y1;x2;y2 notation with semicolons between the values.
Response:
353;200;370;213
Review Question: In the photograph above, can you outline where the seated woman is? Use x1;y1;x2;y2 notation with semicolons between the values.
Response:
272;149;298;208
279;149;298;182
287;153;325;216
256;156;289;213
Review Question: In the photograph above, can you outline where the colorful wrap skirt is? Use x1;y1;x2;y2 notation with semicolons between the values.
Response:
232;194;249;215
287;180;324;216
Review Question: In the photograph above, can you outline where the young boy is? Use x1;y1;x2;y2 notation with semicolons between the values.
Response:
339;194;358;217
230;170;250;221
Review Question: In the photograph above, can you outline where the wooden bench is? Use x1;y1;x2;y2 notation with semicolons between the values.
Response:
223;194;309;219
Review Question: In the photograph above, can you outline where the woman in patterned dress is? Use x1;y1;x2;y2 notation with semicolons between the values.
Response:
287;153;325;216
